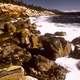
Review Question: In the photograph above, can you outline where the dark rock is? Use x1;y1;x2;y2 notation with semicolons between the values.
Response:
33;55;54;72
72;37;80;45
4;23;16;35
76;61;80;70
40;34;71;60
69;45;80;59
23;54;66;80
69;37;80;59
54;32;66;36
22;55;54;72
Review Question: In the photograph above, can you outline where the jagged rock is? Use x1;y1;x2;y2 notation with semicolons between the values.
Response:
23;54;66;80
41;34;71;60
0;66;26;80
22;55;55;72
30;34;42;48
33;55;54;72
0;8;42;67
4;23;16;35
0;41;31;66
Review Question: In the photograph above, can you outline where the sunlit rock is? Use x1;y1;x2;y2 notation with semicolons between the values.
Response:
0;66;25;80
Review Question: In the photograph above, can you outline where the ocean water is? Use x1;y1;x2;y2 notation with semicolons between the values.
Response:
30;16;80;42
29;16;80;80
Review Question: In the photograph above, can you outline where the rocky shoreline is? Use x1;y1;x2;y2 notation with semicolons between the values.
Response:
0;3;80;80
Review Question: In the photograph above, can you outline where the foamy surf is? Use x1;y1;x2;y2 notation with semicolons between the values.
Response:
30;16;80;42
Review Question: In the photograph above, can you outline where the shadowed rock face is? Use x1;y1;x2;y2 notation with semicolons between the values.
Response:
69;37;80;59
76;61;80;70
23;54;67;80
72;37;80;45
69;45;80;59
22;33;70;80
40;34;71;60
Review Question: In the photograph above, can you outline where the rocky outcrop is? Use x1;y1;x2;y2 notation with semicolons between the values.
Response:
0;3;68;80
71;37;80;45
69;37;80;59
40;33;71;60
0;3;43;80
23;54;67;80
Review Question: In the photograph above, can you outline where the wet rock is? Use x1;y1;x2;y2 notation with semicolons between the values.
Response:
41;34;71;60
69;37;80;59
54;31;66;36
69;45;80;59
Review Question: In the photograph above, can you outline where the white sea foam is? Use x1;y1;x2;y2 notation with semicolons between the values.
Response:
30;16;80;42
55;57;80;80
